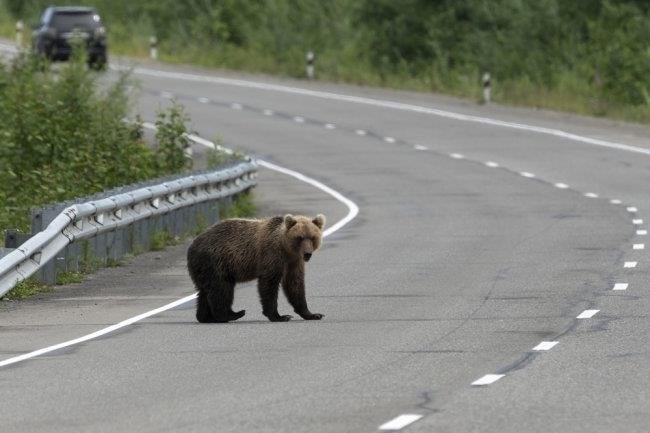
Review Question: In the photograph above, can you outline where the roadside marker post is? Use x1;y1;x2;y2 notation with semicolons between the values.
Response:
306;50;315;80
150;36;158;60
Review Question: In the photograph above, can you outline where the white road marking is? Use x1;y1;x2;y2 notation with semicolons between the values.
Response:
519;171;535;178
485;161;499;168
0;128;359;369
450;153;464;159
197;97;210;104
324;123;336;129
414;145;428;151
633;243;645;250
384;136;396;143
610;199;622;205
554;183;569;189
624;261;638;268
471;374;505;386
612;283;629;291
627;207;638;212
379;414;423;431
532;341;558;351
160;91;174;99
633;219;644;225
355;129;367;136
577;309;599;319
230;102;243;110
263;109;274;116
119;65;650;158
584;192;598;198
637;230;647;235
293;116;305;123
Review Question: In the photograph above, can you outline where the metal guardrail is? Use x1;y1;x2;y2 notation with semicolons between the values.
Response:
0;160;258;297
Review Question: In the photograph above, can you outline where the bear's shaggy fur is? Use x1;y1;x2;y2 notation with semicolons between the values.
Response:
187;214;326;323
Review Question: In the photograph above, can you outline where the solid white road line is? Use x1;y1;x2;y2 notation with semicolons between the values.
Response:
554;183;569;189
624;261;638;268
0;128;359;369
612;283;629;291
637;230;647;235
532;341;558;351
471;374;505;386
379;414;423;431
633;243;645;250
577;309;599;319
121;65;650;158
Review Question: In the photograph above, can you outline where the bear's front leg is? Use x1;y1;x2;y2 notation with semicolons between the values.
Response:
282;265;324;321
258;273;293;322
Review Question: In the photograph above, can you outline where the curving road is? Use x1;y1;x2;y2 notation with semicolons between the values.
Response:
1;52;649;432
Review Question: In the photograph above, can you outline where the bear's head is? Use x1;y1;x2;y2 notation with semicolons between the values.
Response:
283;214;326;262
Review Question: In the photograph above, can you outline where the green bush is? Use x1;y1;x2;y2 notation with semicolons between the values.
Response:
0;49;191;232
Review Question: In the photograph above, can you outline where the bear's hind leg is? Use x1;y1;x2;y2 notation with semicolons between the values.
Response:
196;291;215;323
206;278;245;323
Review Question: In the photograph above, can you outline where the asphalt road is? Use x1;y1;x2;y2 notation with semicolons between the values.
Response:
1;52;649;432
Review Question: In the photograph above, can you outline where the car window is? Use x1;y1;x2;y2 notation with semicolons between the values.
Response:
51;12;101;31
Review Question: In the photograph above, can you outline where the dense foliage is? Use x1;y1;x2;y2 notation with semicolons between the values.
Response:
1;0;649;120
0;50;190;232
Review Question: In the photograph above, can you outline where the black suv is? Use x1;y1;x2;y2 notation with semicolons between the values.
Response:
32;7;107;68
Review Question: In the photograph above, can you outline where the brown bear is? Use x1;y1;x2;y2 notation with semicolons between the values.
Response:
187;213;326;323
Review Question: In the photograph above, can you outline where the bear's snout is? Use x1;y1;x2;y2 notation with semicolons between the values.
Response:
303;252;312;262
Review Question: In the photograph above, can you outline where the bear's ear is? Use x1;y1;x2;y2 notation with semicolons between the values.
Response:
284;214;297;229
312;214;326;230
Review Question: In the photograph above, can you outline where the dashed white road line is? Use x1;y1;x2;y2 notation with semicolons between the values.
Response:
577;309;599;319
633;243;645;250
160;91;174;99
263;109;274;116
610;199;622;205
637;230;647;235
627;207;638;213
624;261;638;268
485;161;499;168
519;171;535;178
0;128;359;369
532;341;558;351
612;283;629;291
633;219;643;225
293;116;305;123
384;136;396;143
324;123;336;129
471;374;505;386
230;102;243;110
355;129;367;136
378;414;423;431
584;192;598;198
197;97;210;104
449;153;464;159
554;182;569;189
414;145;428;151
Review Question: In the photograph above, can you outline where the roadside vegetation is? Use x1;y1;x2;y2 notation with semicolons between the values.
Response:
1;0;649;123
0;48;190;233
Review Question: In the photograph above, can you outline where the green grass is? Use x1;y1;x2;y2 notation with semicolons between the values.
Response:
55;271;85;285
220;192;256;219
1;277;51;300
